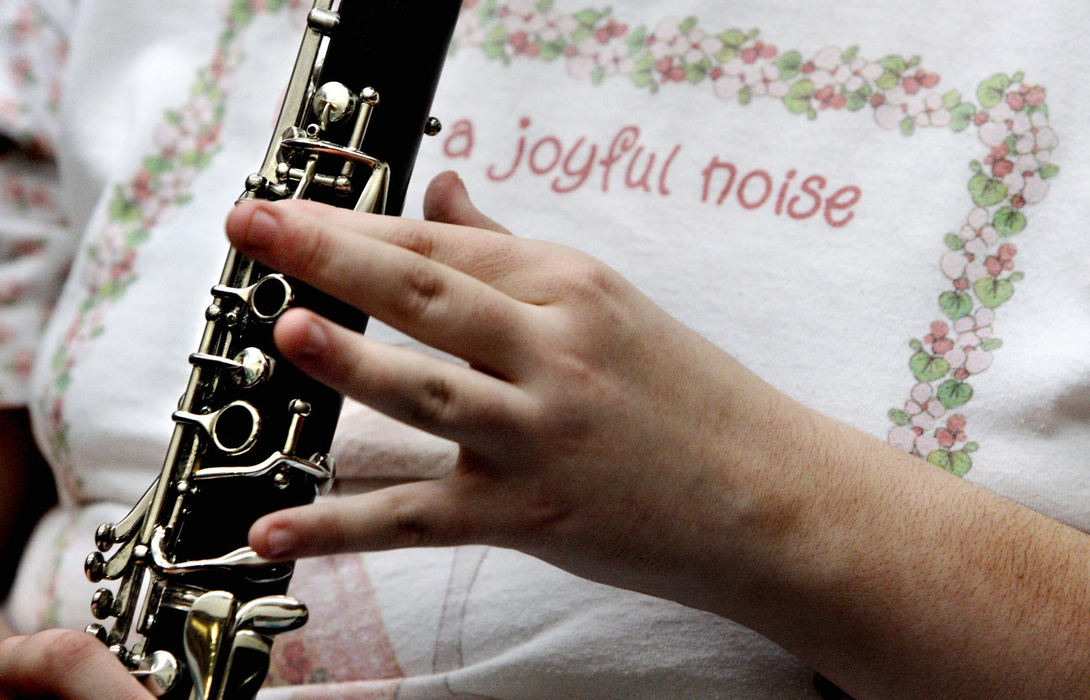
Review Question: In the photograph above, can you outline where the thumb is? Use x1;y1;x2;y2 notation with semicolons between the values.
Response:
249;478;486;559
424;171;511;234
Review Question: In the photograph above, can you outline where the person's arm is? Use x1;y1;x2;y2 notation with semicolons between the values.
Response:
223;173;1090;699
0;409;55;608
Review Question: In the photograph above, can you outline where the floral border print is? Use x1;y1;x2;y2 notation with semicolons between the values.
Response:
39;0;305;497
452;2;1058;477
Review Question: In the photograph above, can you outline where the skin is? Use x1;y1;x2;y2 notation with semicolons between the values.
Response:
0;408;55;640
3;172;1090;698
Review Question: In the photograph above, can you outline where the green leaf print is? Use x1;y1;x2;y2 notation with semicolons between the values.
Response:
927;449;973;477
888;409;911;426
977;73;1012;108
910;351;951;382
993;207;1026;236
878;54;907;74
943;233;964;251
980;338;1003;351
573;9;602;25
717;28;748;49
939;290;973;320
950;103;976;132
1039;162;1060;179
776;50;802;80
937;379;973;409
973;277;1015;308
783;79;814;113
968;173;1007;207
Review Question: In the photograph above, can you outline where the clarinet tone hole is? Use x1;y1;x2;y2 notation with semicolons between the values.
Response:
211;401;261;454
251;275;293;321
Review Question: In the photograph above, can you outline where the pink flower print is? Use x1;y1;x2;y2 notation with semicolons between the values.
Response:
808;46;841;72
952;348;992;379
13;5;43;43
508;30;540;57
940;243;987;287
1005;83;1047;111
568;35;635;80
924;320;954;355
906;382;947;432
746;63;789;98
889;382;947;455
874;92;909;130
952;307;995;349
815;84;846;110
594;19;628;45
936;413;968;448
275;640;314;686
9;349;33;380
915;92;952;128
649;18;726;70
655;56;686;83
977;118;1010;149
0;281;29;305
712;71;745;100
740;40;776;64
11;57;34;86
901;68;940;95
840;56;884;93
983;243;1016;277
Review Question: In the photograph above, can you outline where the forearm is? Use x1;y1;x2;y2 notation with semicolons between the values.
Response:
0;408;56;601
707;378;1090;698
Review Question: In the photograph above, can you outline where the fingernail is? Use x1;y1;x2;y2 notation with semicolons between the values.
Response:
236;203;280;251
265;526;296;559
297;316;329;359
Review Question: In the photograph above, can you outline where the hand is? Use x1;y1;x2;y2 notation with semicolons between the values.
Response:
229;173;1090;698
0;630;152;699
231;172;792;608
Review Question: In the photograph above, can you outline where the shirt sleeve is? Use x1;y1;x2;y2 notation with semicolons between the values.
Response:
0;0;75;407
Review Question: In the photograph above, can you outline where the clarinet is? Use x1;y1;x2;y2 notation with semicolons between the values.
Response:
81;2;461;697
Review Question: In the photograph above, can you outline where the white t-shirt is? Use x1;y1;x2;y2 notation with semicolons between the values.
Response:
3;0;1088;697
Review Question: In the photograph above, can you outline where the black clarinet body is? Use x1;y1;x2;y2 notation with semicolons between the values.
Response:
82;2;461;697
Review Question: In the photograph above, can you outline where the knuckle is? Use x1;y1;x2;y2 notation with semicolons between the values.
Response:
387;492;433;547
392;260;445;322
309;509;350;554
560;254;618;301
292;219;333;281
387;225;436;259
408;375;456;427
29;629;98;678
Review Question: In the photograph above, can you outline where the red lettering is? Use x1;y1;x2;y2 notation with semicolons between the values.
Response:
599;126;639;192
787;174;825;219
775;169;797;215
658;144;681;196
737;170;773;210
701;156;738;204
529;135;562;175
624;147;654;192
442;118;475;159
552;138;597;193
485;116;531;182
824;185;861;227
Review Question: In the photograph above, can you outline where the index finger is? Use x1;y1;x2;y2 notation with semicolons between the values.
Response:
226;200;539;377
244;199;560;304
